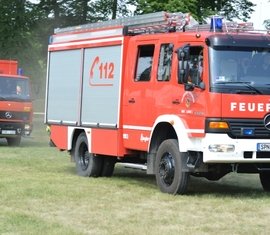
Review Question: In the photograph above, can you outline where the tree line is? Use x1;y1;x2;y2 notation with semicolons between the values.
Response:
0;0;256;97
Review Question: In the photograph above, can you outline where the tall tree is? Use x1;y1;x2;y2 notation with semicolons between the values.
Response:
92;0;132;20
0;0;31;58
0;0;44;96
135;0;255;22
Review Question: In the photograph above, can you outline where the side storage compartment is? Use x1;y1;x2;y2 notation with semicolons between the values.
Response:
46;41;124;155
46;49;81;126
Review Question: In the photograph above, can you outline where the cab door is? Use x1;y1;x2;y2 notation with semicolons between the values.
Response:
177;44;207;138
122;41;157;151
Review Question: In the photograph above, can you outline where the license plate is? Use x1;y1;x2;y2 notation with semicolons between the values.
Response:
257;143;270;151
1;130;16;135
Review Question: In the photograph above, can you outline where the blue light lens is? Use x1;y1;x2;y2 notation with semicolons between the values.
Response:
210;17;223;31
17;68;23;75
242;128;254;136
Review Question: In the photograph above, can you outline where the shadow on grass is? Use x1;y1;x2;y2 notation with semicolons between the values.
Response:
0;136;50;148
187;175;266;198
64;163;157;190
113;166;157;190
65;162;268;197
112;166;266;197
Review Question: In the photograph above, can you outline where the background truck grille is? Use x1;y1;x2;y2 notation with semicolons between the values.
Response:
0;111;30;121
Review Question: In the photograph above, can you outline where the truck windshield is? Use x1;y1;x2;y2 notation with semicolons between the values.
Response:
0;76;31;101
209;47;270;94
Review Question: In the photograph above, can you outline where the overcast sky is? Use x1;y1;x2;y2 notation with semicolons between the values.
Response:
250;0;270;29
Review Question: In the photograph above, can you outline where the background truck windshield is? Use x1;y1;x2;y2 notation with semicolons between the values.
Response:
0;77;30;101
209;47;270;94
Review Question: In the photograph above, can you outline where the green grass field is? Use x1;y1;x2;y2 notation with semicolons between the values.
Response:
1;115;270;235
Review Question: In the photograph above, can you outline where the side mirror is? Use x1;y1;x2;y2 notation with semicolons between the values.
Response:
177;44;190;84
184;81;206;91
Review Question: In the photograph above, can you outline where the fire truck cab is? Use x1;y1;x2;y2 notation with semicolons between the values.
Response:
45;12;270;194
0;60;32;146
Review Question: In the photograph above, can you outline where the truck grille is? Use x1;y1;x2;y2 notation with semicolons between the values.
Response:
226;118;270;139
0;111;30;121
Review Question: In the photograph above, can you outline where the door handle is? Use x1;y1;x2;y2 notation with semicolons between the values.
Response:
128;98;135;104
172;99;180;105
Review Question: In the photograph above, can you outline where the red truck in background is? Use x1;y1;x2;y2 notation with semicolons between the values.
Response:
0;60;32;146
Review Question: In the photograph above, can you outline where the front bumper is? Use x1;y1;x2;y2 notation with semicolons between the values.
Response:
0;122;32;137
202;133;270;163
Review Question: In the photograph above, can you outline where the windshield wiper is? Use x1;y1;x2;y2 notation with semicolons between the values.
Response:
215;81;263;94
0;95;7;100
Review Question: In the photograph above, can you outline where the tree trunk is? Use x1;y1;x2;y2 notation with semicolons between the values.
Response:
112;0;117;19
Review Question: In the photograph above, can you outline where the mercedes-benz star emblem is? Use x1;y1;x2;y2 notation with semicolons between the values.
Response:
264;114;270;130
5;112;12;119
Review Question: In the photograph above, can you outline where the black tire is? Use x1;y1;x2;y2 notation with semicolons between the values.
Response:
155;139;189;195
259;171;270;192
74;133;103;177
101;156;116;177
6;137;21;147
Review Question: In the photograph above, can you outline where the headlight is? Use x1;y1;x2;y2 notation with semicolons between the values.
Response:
209;144;235;152
25;124;31;130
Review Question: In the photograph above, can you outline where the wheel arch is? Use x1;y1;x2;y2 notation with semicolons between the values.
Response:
149;122;177;154
68;127;91;151
147;115;188;174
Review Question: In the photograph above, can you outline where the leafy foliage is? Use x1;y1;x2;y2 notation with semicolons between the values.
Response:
264;19;270;30
135;0;255;21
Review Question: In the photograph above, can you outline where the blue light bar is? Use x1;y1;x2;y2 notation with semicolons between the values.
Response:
210;16;223;32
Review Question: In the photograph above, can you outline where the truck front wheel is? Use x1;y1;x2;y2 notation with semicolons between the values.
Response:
259;171;270;192
155;139;189;195
74;133;103;177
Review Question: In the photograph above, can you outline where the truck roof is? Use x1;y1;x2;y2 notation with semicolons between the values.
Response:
50;12;270;46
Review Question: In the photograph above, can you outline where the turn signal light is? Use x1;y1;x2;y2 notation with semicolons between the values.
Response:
24;106;31;112
209;121;229;129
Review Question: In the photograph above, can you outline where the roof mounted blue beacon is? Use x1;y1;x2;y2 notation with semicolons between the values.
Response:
18;68;23;75
210;16;223;32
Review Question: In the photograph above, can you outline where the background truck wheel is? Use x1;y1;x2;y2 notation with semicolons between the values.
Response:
259;171;270;192
155;139;189;195
6;137;21;147
74;133;103;177
101;156;116;177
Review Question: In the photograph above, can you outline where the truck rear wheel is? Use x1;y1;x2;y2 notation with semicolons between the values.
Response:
74;133;103;177
259;171;270;192
155;139;189;195
101;156;116;177
6;137;21;147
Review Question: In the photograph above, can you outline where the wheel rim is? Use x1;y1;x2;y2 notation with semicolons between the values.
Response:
78;142;89;171
159;152;175;186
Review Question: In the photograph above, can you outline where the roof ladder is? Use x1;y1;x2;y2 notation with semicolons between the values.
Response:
54;11;191;35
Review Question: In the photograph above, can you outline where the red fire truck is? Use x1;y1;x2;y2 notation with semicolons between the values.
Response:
45;12;270;194
0;60;32;146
